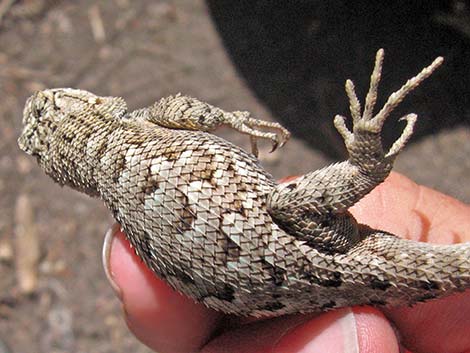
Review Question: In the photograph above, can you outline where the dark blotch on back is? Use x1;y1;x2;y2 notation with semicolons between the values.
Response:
218;233;241;266
138;165;159;203
320;301;337;310
112;151;126;183
321;271;343;287
318;218;331;228
175;193;197;233
62;130;74;143
261;260;287;287
173;267;195;286
418;280;440;291
213;283;235;302
286;183;297;191
143;178;160;196
307;271;342;288
162;149;182;161
416;292;438;302
263;301;285;311
370;278;392;291
95;138;108;159
232;200;246;217
369;299;387;306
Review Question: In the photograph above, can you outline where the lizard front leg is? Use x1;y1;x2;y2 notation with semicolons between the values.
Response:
267;49;444;253
130;94;290;156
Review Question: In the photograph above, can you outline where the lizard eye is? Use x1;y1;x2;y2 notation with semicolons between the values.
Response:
33;93;47;115
34;106;43;119
18;91;55;157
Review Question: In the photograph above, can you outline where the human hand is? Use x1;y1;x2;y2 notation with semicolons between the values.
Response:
102;173;470;353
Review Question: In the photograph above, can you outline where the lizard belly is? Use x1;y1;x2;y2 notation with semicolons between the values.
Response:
102;129;306;315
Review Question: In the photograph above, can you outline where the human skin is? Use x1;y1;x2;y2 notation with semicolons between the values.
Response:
103;173;470;353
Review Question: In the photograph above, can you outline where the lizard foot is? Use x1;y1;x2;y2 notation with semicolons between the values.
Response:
333;49;443;164
230;111;291;156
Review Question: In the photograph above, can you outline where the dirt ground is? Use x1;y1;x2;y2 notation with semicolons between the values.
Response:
0;1;469;353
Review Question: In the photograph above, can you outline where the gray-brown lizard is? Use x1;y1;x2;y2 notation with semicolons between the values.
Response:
18;49;470;317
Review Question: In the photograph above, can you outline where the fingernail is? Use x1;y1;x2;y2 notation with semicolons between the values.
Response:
274;309;359;353
102;223;123;300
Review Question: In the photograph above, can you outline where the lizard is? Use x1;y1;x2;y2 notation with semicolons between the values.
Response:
17;49;470;317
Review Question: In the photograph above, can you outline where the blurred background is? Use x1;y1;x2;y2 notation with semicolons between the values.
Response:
0;1;469;352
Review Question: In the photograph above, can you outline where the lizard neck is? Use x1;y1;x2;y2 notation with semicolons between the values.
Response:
40;114;121;197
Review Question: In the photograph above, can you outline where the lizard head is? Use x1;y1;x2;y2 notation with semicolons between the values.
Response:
18;88;108;158
18;88;128;193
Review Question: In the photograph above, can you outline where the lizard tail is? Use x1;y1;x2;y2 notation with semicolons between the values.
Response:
335;230;470;306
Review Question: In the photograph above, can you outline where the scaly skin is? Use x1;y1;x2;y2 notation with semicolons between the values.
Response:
18;50;470;317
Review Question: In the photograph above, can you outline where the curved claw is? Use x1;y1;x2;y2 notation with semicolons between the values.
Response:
256;131;280;153
269;137;279;153
276;128;290;149
231;113;290;154
385;113;417;159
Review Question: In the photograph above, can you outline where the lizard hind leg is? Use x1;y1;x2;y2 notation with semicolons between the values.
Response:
268;49;444;253
276;209;363;254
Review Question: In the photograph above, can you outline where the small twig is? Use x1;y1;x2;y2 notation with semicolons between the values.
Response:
14;194;40;294
88;4;105;43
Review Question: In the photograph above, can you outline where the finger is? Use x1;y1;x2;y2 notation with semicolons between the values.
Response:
350;172;470;353
350;172;470;243
383;292;470;353
103;224;223;353
104;223;401;353
280;172;470;243
202;307;400;353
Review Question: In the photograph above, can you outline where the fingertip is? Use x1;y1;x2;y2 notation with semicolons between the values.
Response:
275;307;399;353
203;308;399;353
350;172;470;243
353;307;401;353
102;223;123;299
384;291;470;353
104;224;223;352
349;172;419;235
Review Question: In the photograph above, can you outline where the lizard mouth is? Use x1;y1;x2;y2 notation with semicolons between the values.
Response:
18;95;39;156
17;91;53;158
17;133;31;155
